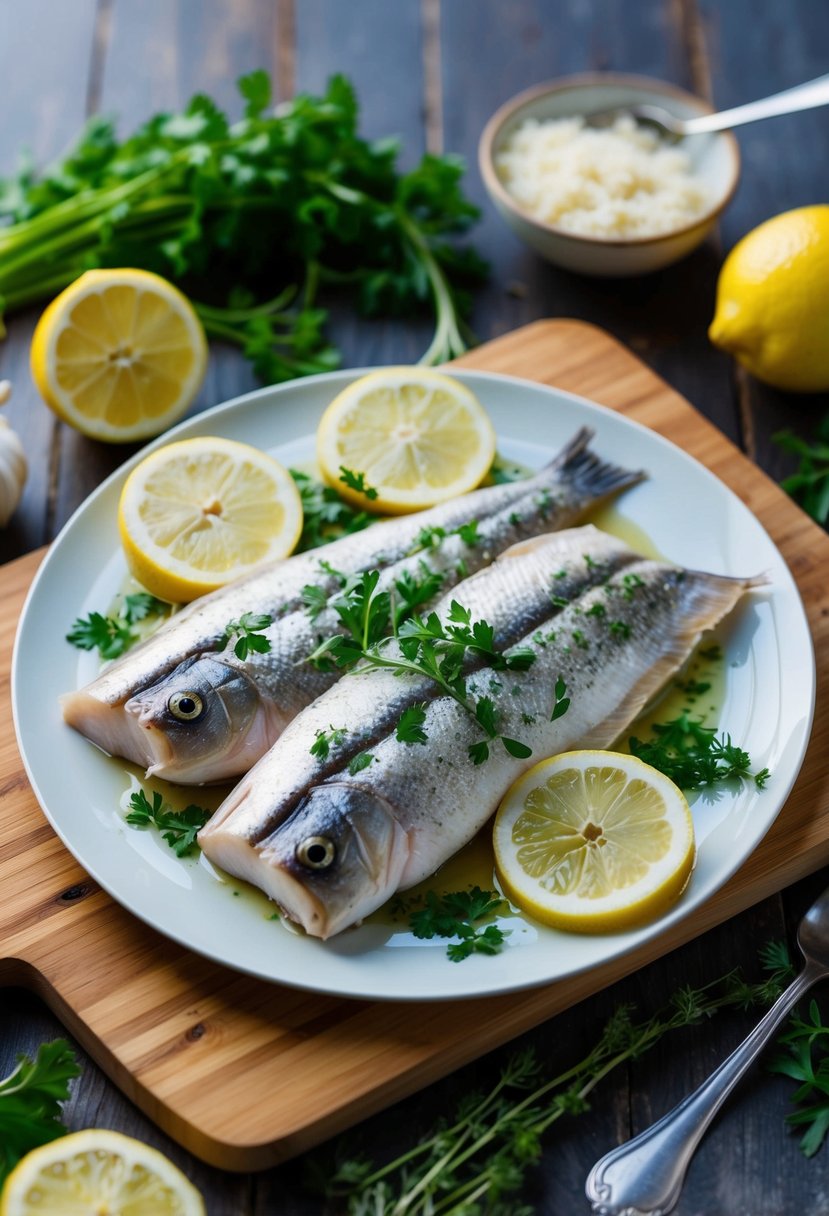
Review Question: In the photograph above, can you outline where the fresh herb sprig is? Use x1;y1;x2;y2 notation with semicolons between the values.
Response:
769;988;829;1157
307;579;543;762
290;470;372;551
407;887;508;962
323;945;793;1214
774;418;829;524
310;725;349;762
219;612;272;660
66;593;168;660
339;466;378;501
0;73;486;377
628;713;770;791
0;1040;81;1186
125;789;211;857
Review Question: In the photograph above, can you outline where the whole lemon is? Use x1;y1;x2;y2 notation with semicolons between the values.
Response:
709;204;829;393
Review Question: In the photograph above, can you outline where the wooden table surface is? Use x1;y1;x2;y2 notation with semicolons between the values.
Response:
2;2;829;1212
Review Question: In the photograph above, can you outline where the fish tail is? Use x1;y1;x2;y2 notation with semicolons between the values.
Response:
547;426;647;503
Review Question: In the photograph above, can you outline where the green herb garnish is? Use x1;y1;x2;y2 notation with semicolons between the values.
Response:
310;726;349;762
66;594;168;660
396;704;429;745
290;470;372;551
339;466;379;501
348;751;375;775
769;991;829;1157
775;419;829;524
125;789;211;857
219;612;272;660
0;1041;81;1187
628;713;770;790
409;887;508;961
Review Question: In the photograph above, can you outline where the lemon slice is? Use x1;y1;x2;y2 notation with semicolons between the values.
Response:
31;268;208;442
0;1129;205;1216
316;367;496;514
494;750;695;933
118;436;303;603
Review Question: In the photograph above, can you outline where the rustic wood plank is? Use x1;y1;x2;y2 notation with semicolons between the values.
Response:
0;0;99;564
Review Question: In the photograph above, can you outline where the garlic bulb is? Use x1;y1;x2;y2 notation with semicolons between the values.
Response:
0;381;27;526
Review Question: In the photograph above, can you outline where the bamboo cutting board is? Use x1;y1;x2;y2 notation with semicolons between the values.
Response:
2;319;828;1171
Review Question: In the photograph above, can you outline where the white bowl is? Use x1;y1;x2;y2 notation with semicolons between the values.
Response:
479;73;740;277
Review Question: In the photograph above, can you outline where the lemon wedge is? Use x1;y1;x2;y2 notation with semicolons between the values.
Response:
0;1129;205;1216
493;750;695;933
118;436;303;603
316;367;496;514
30;268;207;442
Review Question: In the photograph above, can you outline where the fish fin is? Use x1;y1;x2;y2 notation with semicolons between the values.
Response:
544;426;646;505
583;570;763;748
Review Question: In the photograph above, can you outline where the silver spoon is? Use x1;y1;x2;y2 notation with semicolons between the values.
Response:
586;72;829;140
585;882;829;1216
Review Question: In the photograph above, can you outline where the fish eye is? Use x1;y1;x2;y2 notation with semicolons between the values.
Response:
168;691;204;721
296;836;336;870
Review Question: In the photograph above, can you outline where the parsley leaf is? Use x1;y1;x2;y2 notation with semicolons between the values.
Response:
0;1041;81;1186
219;612;272;660
339;466;379;501
396;703;428;745
409;887;508;962
310;726;348;762
348;751;375;775
125;789;211;857
769;997;829;1156
775;419;829;524
628;713;769;790
290;470;372;551
66;594;168;660
550;676;570;722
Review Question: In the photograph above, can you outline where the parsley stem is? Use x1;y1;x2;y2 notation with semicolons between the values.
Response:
397;209;468;364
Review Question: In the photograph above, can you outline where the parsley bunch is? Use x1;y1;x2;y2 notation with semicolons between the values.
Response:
66;593;168;660
125;789;211;857
405;886;509;962
0;73;486;379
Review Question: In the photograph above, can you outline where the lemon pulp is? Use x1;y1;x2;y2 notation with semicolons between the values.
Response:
494;750;695;933
316;367;496;514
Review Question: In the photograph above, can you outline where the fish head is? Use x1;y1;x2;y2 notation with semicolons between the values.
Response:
260;783;409;938
120;654;270;783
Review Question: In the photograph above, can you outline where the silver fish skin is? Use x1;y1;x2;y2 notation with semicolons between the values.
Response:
199;526;640;868
62;430;644;784
208;560;763;938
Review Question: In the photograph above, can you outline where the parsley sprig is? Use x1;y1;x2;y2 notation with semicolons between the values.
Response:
310;725;349;762
339;466;378;501
769;989;829;1157
219;612;273;660
125;789;211;857
66;593;168;660
407;887;509;962
0;1041;81;1186
774;417;829;523
628;713;770;790
290;469;372;551
307;577;545;762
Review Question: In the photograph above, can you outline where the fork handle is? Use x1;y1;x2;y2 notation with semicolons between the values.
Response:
585;962;823;1216
684;73;829;135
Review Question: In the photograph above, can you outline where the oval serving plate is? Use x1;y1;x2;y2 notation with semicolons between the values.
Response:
12;369;814;1001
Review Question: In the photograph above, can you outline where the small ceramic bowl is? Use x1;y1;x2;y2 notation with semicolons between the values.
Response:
479;73;740;277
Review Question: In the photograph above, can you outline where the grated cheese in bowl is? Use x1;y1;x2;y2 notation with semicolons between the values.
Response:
494;114;709;239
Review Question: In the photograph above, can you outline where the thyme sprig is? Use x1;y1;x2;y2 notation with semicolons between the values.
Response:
322;945;793;1214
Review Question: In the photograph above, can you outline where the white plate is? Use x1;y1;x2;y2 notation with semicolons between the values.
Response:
12;369;815;1001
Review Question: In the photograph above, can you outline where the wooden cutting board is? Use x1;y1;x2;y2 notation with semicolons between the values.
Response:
2;319;827;1171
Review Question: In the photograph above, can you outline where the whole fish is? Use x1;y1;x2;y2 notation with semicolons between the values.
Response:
200;525;640;870
62;428;643;784
200;552;762;938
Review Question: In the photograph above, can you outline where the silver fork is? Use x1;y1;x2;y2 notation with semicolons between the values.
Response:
585;72;829;141
585;882;829;1216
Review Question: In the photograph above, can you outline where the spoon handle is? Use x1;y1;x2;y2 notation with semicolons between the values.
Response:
684;73;829;135
585;962;823;1216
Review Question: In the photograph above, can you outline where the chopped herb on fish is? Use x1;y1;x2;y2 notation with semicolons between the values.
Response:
310;725;348;761
610;620;631;639
339;466;379;501
407;518;481;556
290;468;372;550
550;677;570;721
408;886;509;961
219;612;273;660
396;704;429;745
348;751;375;775
302;583;329;621
455;519;480;546
628;713;770;790
586;601;606;618
66;594;169;660
125;789;211;857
